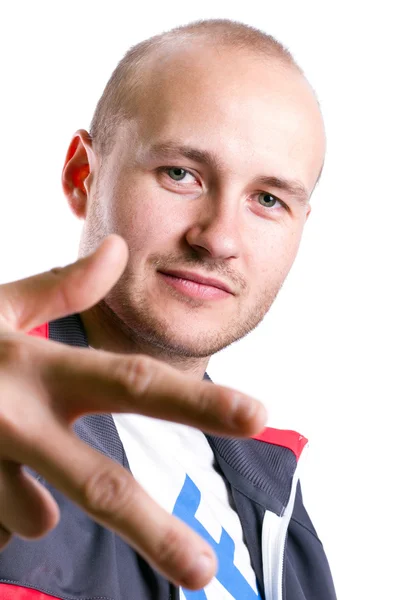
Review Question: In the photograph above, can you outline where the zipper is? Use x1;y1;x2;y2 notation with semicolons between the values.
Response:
260;443;309;600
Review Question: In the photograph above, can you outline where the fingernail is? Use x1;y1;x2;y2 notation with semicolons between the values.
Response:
232;394;264;429
182;553;215;588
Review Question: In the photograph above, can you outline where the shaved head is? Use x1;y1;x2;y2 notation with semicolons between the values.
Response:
90;19;302;158
63;19;325;366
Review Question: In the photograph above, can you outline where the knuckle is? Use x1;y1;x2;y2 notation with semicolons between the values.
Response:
50;263;90;313
195;384;214;417
82;465;133;517
191;384;236;429
51;276;73;315
157;524;188;572
113;354;154;396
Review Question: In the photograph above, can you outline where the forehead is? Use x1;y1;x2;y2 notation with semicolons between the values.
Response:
122;44;325;190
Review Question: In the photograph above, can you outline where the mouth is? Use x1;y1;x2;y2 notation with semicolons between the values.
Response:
158;270;234;300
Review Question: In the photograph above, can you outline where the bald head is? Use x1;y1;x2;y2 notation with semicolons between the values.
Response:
89;19;304;158
64;19;325;360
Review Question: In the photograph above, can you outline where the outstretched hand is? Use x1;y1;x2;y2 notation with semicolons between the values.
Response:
0;235;267;590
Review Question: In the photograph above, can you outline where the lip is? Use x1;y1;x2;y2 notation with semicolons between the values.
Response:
159;270;234;295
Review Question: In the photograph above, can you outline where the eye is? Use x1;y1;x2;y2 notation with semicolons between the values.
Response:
166;167;194;182
258;192;281;208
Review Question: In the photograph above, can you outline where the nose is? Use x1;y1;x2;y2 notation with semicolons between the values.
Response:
185;192;242;260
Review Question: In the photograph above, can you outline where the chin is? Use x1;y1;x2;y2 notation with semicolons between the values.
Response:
101;296;215;356
137;318;235;358
104;275;267;358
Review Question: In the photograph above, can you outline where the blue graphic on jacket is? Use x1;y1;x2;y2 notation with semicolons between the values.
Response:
172;475;261;599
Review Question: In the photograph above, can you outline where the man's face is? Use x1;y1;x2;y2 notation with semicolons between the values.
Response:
81;45;325;358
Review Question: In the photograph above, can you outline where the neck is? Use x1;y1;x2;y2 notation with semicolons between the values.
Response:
80;302;210;380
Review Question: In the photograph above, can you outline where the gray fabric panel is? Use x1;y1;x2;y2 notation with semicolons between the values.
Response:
74;415;130;470
49;313;88;347
49;315;130;471
207;436;297;515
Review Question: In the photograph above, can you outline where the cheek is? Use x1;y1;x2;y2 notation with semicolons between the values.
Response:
247;227;303;283
107;183;184;255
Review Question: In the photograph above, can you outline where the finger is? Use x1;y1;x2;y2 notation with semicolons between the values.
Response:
0;234;128;333
0;524;12;551
25;427;217;590
44;347;267;437
0;460;59;538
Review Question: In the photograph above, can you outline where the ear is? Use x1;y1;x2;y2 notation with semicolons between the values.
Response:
62;129;97;219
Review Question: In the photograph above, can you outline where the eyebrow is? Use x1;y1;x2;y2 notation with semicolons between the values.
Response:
255;175;310;205
147;142;223;171
147;142;310;205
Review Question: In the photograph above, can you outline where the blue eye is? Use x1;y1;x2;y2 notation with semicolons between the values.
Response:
258;192;279;208
167;167;187;181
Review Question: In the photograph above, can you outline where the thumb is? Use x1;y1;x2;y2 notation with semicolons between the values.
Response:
0;235;128;332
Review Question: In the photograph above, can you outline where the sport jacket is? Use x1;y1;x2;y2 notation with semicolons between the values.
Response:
0;315;337;600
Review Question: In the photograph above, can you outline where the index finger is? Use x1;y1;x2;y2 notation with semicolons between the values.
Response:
42;345;267;437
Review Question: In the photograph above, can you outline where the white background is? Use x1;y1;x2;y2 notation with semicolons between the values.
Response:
0;1;399;598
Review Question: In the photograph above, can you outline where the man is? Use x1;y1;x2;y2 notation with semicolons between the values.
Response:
0;18;335;600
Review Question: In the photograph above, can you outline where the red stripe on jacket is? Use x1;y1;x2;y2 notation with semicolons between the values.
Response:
252;427;308;461
28;323;49;339
0;584;60;600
